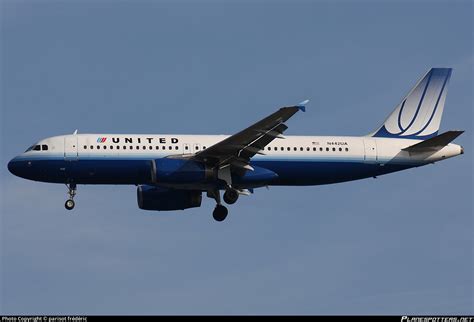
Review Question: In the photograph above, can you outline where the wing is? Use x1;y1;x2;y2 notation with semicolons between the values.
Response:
192;100;309;171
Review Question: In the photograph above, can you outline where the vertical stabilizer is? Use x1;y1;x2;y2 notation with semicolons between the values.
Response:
371;68;452;139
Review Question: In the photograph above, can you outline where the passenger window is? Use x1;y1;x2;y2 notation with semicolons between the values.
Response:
339;147;342;151
162;146;166;150
170;146;173;150
90;145;94;149
185;146;189;150
345;147;349;152
268;147;271;151
326;147;329;151
293;147;297;151
156;146;159;150
203;146;206;149
110;146;113;149
332;147;336;152
42;145;48;151
104;146;107;150
306;147;310;151
300;147;303;151
149;146;153;150
97;146;100;149
136;146;139;150
117;146;120;150
84;145;87;149
287;147;290;151
274;147;278;151
313;147;316;151
281;147;284;151
320;147;323;151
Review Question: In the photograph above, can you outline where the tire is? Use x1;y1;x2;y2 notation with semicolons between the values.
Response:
65;199;75;210
212;205;228;222
223;189;239;205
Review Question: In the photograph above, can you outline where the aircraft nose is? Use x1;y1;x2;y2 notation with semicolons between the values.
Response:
7;157;38;180
7;157;25;177
8;157;18;176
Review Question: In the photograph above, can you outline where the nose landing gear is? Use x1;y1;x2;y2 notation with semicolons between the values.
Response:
65;183;77;210
65;199;75;210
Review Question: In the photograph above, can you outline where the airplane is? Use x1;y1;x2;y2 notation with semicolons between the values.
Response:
7;68;464;222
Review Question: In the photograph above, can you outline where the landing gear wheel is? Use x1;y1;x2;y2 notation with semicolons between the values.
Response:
223;189;239;205
65;199;75;210
213;205;228;222
65;183;77;211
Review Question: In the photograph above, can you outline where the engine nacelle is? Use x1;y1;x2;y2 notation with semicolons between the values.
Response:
137;185;202;211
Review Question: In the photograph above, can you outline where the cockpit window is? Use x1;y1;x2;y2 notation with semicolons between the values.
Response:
25;144;47;152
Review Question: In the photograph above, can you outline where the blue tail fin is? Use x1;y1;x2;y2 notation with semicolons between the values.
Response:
372;68;452;139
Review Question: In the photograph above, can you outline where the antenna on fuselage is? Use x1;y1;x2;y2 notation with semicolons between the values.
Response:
73;129;78;135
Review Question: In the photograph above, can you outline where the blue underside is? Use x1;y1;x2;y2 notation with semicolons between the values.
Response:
8;156;416;187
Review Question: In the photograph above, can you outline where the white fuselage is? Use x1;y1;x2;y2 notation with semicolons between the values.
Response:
32;133;462;163
10;133;463;187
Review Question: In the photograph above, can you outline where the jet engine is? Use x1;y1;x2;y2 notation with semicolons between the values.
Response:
137;185;202;211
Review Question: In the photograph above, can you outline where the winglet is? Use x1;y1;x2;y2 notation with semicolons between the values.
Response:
297;99;309;112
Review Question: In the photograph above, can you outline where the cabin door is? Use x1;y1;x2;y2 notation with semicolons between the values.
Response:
363;138;377;163
64;136;78;161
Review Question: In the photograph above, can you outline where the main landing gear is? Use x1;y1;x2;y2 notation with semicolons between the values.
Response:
209;189;228;222
213;204;228;222
65;183;77;210
209;188;240;222
223;189;239;205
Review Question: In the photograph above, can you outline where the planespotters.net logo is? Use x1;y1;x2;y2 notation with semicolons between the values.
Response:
1;317;87;322
402;317;473;322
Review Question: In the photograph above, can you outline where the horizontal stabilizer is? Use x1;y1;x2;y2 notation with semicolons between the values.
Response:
402;130;464;152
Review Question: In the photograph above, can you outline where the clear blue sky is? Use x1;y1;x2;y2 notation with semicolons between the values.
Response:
1;0;472;315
